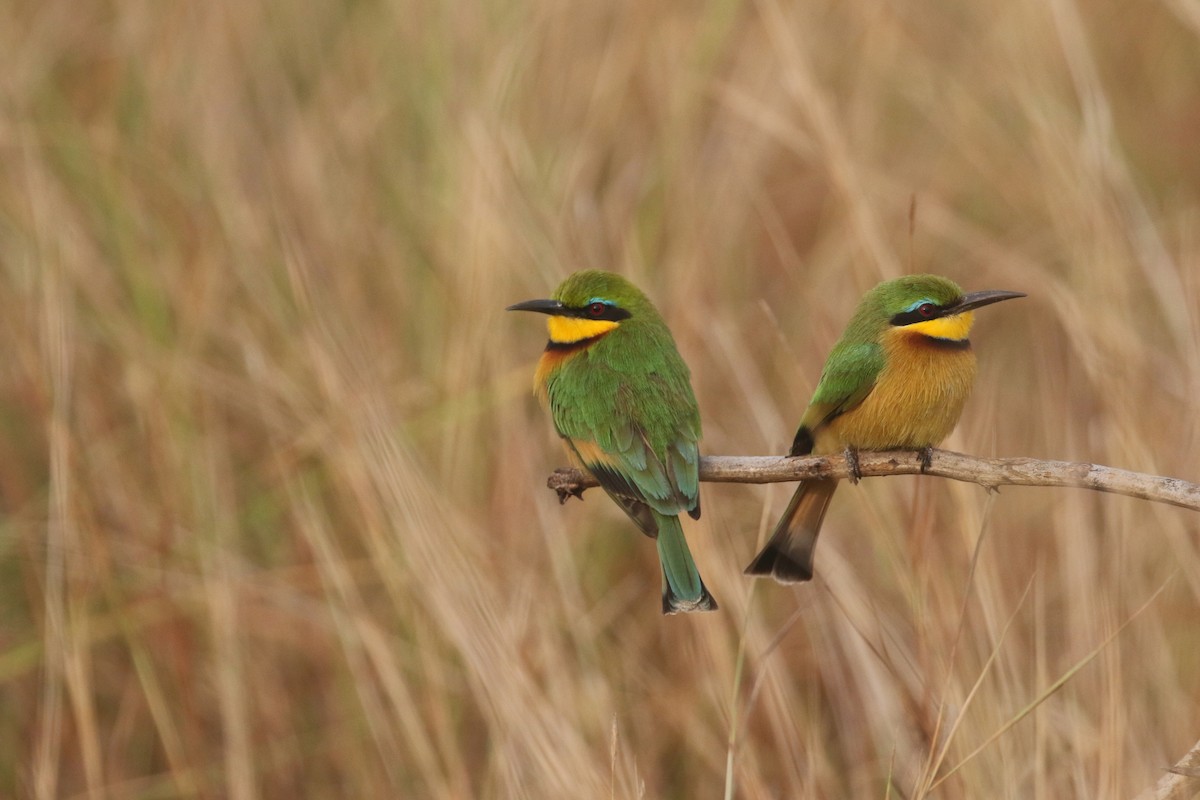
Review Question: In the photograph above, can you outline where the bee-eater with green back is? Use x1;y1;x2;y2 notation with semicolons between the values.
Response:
745;274;1025;584
508;270;717;614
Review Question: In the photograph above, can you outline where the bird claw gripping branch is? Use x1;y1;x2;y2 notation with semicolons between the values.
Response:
548;468;588;504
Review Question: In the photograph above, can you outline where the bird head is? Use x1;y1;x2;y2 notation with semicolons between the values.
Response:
870;274;1025;343
506;270;649;346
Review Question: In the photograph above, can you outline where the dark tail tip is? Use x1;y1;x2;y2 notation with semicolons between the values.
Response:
744;478;834;584
662;584;718;615
742;546;813;584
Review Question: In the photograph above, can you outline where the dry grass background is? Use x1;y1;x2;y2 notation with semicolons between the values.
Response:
1;0;1198;797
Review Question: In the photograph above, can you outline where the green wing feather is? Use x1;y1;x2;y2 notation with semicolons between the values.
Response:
546;330;713;612
546;335;701;525
801;341;884;434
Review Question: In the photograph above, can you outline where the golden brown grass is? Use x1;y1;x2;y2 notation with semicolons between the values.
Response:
2;0;1198;797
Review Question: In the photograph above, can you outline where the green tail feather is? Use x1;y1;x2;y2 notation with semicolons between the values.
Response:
654;513;717;614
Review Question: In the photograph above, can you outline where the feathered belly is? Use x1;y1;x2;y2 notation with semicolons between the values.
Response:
818;334;977;452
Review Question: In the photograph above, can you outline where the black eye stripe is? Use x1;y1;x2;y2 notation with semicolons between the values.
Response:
567;303;631;322
890;302;952;327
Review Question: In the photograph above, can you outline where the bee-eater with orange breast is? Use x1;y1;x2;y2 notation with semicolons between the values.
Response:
508;270;717;614
745;274;1024;584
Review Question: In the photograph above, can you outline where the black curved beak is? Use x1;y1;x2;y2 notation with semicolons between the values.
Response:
953;289;1026;313
506;298;563;315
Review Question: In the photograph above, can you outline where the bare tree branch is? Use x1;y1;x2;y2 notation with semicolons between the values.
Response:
545;449;1200;512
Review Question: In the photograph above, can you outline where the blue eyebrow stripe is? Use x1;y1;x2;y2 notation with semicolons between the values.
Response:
904;298;936;312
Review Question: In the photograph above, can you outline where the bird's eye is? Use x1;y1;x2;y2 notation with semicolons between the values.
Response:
918;303;936;317
588;302;608;317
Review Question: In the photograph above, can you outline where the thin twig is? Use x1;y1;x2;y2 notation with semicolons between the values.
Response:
545;449;1200;512
1132;736;1200;800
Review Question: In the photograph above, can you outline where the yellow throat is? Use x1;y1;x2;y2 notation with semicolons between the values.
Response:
547;315;620;344
903;310;974;341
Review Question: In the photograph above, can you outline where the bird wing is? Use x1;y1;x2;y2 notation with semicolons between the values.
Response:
800;341;884;436
564;438;662;535
551;366;701;528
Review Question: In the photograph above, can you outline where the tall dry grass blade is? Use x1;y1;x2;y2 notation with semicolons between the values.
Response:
884;744;898;800
610;714;618;800
916;491;998;792
753;0;900;279
918;575;1035;797
357;400;612;796
929;576;1177;791
121;608;195;795
290;484;404;791
724;586;759;800
740;604;806;740
30;200;106;797
34;220;69;800
198;424;256;800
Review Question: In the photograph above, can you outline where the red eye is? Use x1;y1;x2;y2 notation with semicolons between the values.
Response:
588;302;607;317
918;303;935;317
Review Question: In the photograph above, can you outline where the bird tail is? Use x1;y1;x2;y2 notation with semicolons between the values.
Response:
743;479;838;583
654;514;717;614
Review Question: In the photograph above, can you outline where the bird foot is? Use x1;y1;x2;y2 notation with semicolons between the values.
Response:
555;485;586;504
844;447;863;484
548;468;588;504
918;446;934;473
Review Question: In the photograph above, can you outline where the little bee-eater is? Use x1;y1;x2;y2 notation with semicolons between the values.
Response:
745;274;1024;584
508;270;717;614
